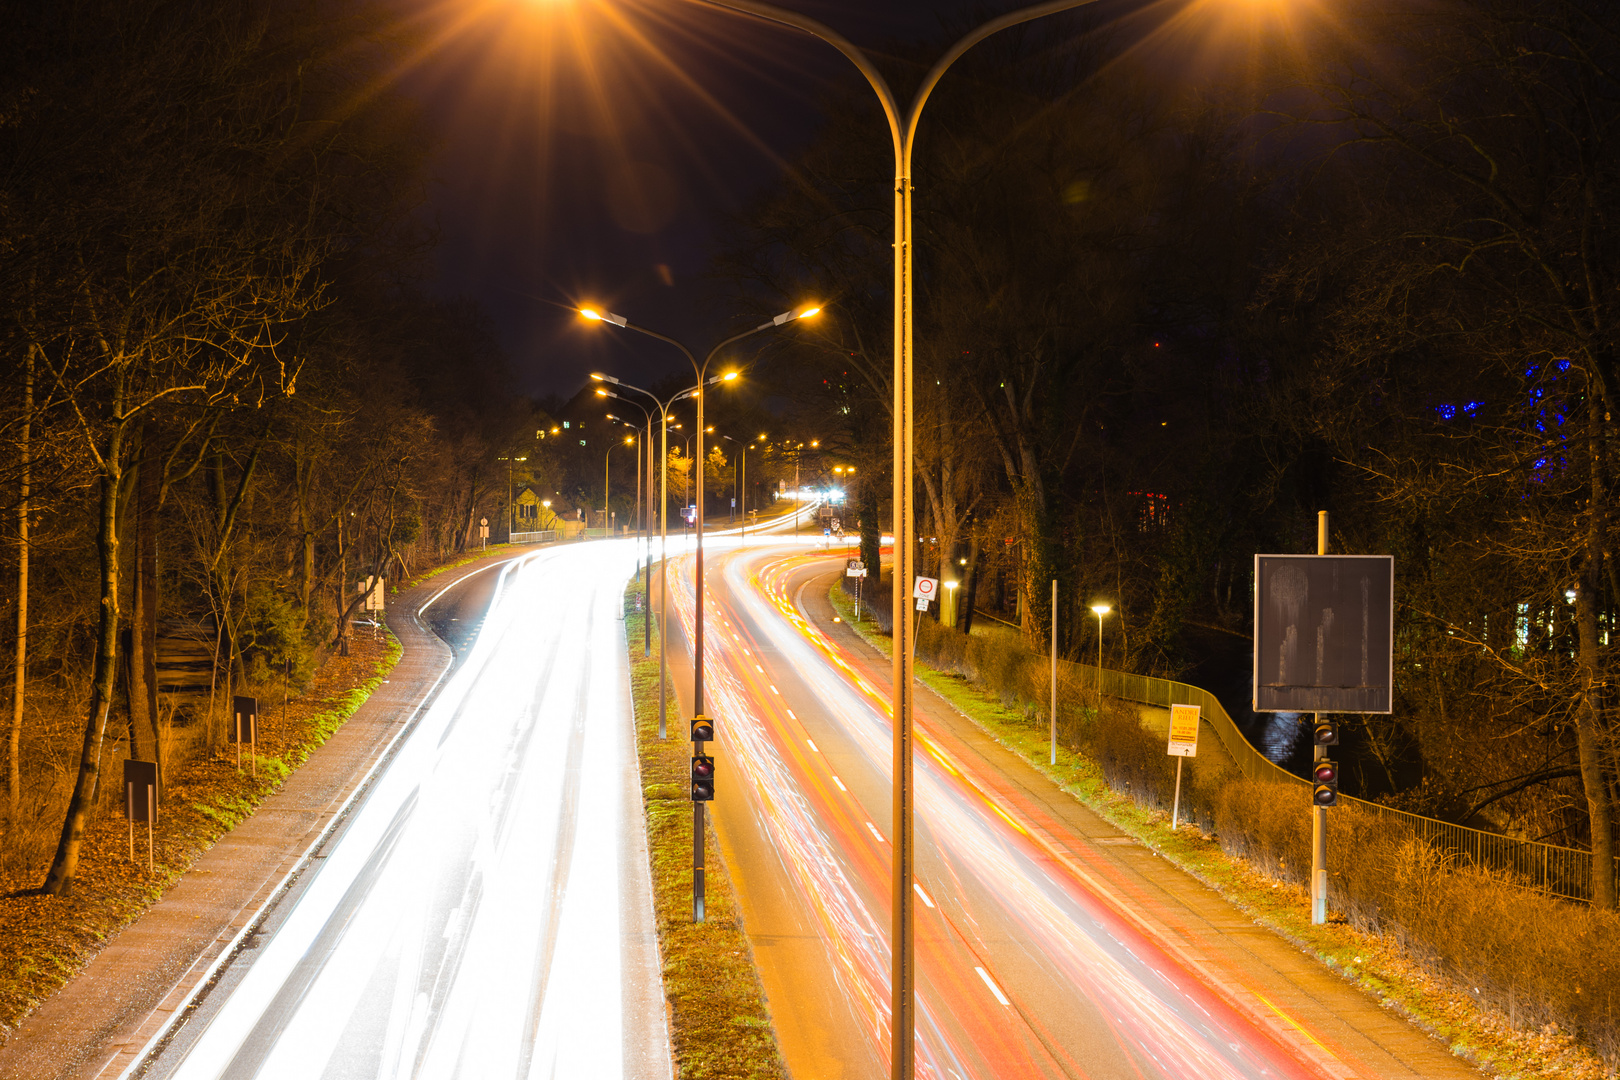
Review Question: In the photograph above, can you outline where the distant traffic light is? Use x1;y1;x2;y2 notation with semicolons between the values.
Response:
1313;720;1339;746
692;755;715;801
1312;760;1340;807
691;715;714;743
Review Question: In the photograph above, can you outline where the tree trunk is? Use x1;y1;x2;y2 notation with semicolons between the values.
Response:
1577;393;1616;910
960;528;981;635
42;418;125;896
297;451;315;627
9;349;31;824
859;479;880;591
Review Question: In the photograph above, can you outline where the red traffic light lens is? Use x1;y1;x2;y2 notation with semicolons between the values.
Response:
1313;762;1338;783
691;754;716;801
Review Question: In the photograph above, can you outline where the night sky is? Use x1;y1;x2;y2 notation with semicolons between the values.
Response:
390;1;1080;400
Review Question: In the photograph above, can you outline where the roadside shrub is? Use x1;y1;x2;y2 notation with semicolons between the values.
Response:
1214;777;1620;1064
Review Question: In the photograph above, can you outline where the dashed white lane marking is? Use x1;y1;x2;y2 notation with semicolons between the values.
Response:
913;883;935;909
865;822;886;844
975;967;1010;1006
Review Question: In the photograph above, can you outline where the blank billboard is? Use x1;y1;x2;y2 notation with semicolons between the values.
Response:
1253;554;1394;713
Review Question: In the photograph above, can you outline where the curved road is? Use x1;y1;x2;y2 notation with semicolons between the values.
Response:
666;543;1480;1080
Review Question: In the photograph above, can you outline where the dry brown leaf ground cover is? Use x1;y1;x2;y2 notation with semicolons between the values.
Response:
0;628;399;1044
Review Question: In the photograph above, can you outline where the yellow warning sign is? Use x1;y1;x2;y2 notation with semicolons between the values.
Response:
1168;703;1200;758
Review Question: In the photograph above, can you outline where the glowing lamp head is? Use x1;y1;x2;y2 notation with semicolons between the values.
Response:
580;309;627;327
1091;604;1111;617
796;305;822;319
595;388;608;397
722;371;738;382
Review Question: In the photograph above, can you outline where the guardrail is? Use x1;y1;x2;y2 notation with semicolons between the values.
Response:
509;530;556;545
1082;662;1619;904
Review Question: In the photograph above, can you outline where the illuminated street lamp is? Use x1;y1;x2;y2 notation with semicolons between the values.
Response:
585;302;819;925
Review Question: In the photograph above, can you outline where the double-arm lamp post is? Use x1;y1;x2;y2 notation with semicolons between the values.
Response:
584;302;818;719
584;302;819;924
675;2;1108;1074
592;376;706;737
718;433;766;538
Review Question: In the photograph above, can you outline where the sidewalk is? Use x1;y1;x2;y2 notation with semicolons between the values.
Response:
0;553;524;1080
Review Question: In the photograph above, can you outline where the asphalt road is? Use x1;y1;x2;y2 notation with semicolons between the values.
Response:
665;544;1482;1080
131;542;671;1080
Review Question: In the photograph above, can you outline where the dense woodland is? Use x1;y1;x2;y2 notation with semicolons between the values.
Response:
720;0;1620;906
0;1;540;895
1;0;1617;912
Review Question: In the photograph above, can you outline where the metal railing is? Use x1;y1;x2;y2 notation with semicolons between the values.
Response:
509;530;556;545
1080;661;1620;904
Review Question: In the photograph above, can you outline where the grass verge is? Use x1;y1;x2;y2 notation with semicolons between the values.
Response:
623;576;787;1080
0;625;400;1044
826;582;1614;1080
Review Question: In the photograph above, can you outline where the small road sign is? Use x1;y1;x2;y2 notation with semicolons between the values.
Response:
912;576;939;600
1167;703;1200;757
846;559;867;578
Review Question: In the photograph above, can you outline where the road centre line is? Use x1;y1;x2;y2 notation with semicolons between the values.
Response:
865;822;886;844
832;776;847;791
913;883;935;909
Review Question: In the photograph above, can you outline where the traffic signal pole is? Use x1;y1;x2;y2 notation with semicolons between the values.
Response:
1312;510;1328;925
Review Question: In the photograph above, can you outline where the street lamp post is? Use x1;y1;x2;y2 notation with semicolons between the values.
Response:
594;383;704;724
1091;604;1111;711
683;7;1104;1068
585;303;819;924
605;436;632;534
606;411;656;657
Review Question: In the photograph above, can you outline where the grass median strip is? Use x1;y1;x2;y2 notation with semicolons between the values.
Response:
825;581;1615;1080
623;577;787;1080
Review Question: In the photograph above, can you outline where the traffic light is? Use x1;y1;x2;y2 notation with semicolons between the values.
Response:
1312;760;1340;807
691;714;714;743
1313;720;1339;746
691;755;715;801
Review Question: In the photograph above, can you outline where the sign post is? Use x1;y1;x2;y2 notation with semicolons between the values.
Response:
232;695;258;777
1167;704;1200;829
124;759;157;872
1253;512;1395;925
479;516;489;550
